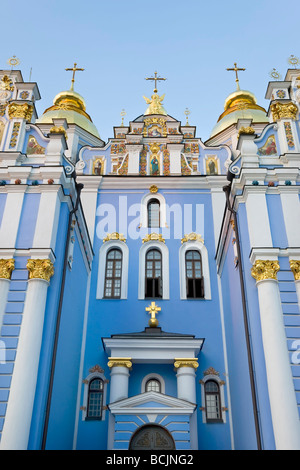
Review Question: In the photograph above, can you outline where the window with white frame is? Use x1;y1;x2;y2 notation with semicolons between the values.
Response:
200;368;226;424
82;367;108;421
179;239;211;300
139;241;169;299
97;240;129;299
141;373;165;394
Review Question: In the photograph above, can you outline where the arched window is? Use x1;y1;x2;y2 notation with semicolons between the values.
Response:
145;378;161;393
185;250;204;298
204;380;221;422
145;249;162;298
87;378;104;420
147;199;160;228
104;248;122;298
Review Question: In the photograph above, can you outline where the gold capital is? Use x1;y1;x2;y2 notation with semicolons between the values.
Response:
270;102;298;121
0;259;15;279
107;357;132;369
8;102;33;121
174;358;199;369
49;125;68;140
290;260;300;281
251;260;280;282
26;259;54;282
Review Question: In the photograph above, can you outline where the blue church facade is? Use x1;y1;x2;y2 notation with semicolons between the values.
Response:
0;65;299;450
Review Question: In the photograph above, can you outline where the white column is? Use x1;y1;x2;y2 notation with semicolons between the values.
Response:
174;359;198;403
0;259;15;331
280;191;300;248
245;190;272;248
290;261;300;309
251;260;300;450
107;358;132;404
0;258;54;450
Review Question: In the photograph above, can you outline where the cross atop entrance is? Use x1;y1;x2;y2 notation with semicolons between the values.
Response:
146;302;161;328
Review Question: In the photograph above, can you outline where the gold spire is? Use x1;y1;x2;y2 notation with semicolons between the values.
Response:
143;71;167;116
65;62;84;91
226;62;246;91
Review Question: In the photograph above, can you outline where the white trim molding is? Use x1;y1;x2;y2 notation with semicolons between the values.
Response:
179;240;211;300
138;240;169;299
97;239;129;299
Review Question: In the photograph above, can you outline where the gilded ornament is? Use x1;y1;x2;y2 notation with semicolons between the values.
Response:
143;117;167;136
251;260;280;282
145;301;161;328
26;258;54;282
49;125;68;140
270;102;298;121
181;233;204;244
142;233;165;243
8;102;33;121
174;358;199;369
107;357;132;369
290;260;300;281
103;232;126;243
0;259;15;279
149;185;158;193
89;365;104;373
238;126;255;137
0;75;14;92
203;367;220;376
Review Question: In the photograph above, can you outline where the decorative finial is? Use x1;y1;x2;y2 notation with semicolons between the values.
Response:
269;68;282;81
145;301;161;328
287;54;300;69
7;56;20;70
120;109;126;126
145;71;166;93
226;62;246;91
184;108;191;125
65;62;84;91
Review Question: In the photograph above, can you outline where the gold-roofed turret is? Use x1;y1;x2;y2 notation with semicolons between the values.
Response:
36;62;100;138
209;62;269;138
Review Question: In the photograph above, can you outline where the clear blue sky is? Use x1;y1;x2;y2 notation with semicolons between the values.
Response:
2;0;299;142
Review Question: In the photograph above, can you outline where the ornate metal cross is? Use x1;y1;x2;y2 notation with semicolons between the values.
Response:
65;62;84;90
145;71;167;93
146;301;161;328
226;62;245;90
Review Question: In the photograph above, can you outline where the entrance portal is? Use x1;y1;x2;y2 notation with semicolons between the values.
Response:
129;424;176;450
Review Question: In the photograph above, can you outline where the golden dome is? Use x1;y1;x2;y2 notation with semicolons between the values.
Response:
210;89;268;137
36;89;100;138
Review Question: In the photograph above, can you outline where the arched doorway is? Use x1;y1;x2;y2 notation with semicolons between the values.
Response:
129;424;176;450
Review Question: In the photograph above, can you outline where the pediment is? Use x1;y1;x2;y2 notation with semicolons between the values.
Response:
109;391;196;416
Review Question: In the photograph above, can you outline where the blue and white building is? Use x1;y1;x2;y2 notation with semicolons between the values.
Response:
0;64;299;450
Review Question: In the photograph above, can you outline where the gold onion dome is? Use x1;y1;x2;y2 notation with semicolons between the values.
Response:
36;88;100;138
210;88;269;137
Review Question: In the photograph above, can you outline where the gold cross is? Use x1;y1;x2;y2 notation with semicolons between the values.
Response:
65;62;84;90
226;62;246;90
145;302;161;328
145;71;167;93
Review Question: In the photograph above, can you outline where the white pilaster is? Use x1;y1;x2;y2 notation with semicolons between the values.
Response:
245;189;272;248
32;188;61;250
280;190;300;247
251;260;300;450
108;359;131;404
0;258;54;450
0;189;26;248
